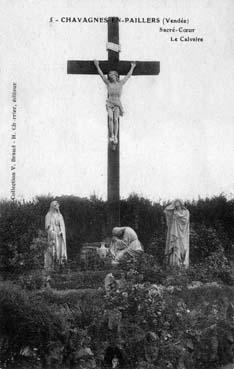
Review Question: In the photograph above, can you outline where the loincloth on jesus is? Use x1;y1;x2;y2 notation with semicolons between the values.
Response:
106;99;124;116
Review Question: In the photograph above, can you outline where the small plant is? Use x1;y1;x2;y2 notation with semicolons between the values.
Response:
18;269;46;290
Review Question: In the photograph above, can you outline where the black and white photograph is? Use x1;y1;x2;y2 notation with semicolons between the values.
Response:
1;0;234;368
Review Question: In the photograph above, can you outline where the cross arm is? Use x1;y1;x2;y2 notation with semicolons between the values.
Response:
67;60;160;75
118;60;160;75
67;61;108;75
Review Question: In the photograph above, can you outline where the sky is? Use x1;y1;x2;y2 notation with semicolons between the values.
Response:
1;0;234;202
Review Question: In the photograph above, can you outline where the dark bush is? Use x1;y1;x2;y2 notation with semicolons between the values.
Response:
1;194;234;272
0;282;65;363
0;282;103;367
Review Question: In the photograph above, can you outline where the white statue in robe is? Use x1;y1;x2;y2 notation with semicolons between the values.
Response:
44;200;67;269
110;226;143;264
164;199;190;268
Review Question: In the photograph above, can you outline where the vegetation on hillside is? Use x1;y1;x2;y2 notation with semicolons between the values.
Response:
1;194;234;368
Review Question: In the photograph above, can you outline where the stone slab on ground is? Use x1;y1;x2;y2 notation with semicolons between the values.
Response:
49;269;113;290
37;286;104;305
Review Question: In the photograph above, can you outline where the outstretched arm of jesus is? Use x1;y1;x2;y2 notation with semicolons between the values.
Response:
121;62;136;85
94;60;109;84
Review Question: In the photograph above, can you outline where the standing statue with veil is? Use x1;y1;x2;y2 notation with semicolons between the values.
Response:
44;200;67;270
164;199;190;268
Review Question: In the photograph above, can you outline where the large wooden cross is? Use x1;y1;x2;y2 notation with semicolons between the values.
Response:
67;17;160;234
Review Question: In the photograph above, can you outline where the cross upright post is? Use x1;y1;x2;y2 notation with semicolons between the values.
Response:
67;17;160;235
107;18;120;234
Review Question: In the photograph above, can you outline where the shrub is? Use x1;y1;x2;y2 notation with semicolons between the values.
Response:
103;267;234;369
0;282;64;363
118;252;166;284
190;224;224;263
18;269;46;290
188;250;234;285
147;231;166;266
0;229;47;276
0;282;100;367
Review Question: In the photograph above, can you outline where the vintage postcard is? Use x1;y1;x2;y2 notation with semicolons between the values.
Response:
0;1;234;368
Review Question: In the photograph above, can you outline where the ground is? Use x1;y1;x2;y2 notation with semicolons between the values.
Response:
1;260;234;369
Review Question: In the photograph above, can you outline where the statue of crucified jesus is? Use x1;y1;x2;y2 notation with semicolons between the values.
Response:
94;60;136;144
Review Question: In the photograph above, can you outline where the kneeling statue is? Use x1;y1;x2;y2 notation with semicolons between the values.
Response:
110;226;143;265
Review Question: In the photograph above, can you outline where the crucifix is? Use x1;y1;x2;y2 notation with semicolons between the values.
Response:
67;17;160;233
